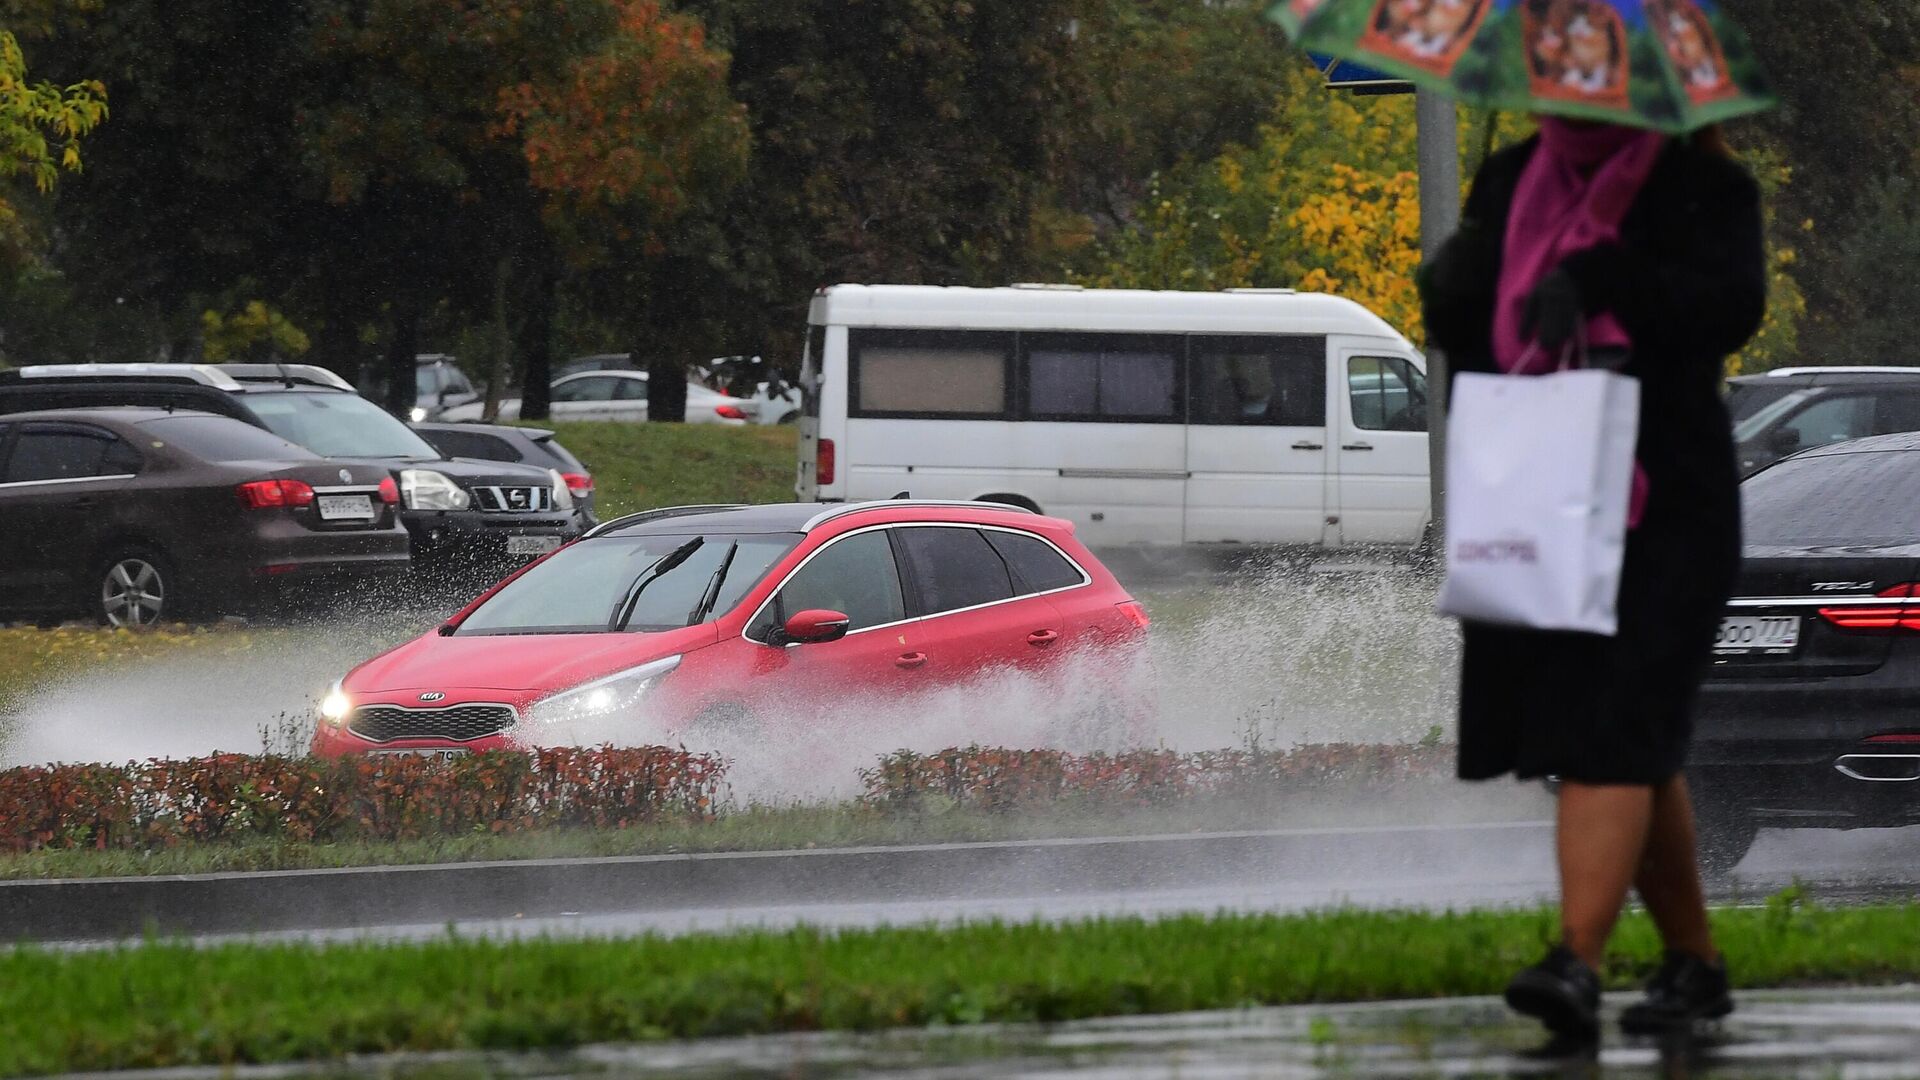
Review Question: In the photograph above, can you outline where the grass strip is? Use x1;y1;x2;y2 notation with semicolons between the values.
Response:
538;421;796;519
4;902;1918;1076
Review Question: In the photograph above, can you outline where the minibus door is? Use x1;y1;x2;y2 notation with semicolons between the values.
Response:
1333;343;1432;545
1182;335;1333;545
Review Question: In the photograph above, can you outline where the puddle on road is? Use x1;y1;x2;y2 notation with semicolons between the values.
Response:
110;990;1920;1079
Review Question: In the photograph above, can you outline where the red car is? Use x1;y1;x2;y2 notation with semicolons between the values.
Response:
313;501;1150;754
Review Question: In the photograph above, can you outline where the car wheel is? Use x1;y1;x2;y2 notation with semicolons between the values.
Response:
1693;793;1759;878
95;548;175;629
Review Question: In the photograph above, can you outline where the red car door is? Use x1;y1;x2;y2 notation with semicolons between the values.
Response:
739;527;926;716
890;525;1066;680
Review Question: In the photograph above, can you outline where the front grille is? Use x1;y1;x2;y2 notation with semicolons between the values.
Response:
471;485;554;513
348;704;516;743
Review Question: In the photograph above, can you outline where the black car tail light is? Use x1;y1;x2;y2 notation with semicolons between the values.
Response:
236;478;316;510
1819;583;1920;633
560;471;594;496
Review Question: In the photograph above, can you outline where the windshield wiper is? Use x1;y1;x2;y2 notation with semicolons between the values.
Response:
686;541;740;626
608;537;704;632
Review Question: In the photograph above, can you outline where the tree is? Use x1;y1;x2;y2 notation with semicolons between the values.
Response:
0;27;105;267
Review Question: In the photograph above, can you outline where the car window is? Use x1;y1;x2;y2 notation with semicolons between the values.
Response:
1349;356;1427;432
984;530;1084;594
1745;451;1920;544
3;427;122;483
420;429;522;462
141;415;317;462
1025;333;1180;422
460;532;800;635
1877;393;1920;436
533;435;585;473
1776;394;1876;454
415;368;439;398
444;369;475;396
614;377;649;402
244;390;441;459
895;526;1015;615
751;529;904;638
1190;336;1327;427
553;376;619;403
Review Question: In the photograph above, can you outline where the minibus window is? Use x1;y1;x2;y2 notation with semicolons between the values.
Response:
850;329;1012;417
1023;332;1181;422
1191;335;1327;426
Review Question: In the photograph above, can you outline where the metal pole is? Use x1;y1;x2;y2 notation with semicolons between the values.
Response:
1415;89;1461;542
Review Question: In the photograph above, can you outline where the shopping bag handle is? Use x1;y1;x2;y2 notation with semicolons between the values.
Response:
1513;319;1590;374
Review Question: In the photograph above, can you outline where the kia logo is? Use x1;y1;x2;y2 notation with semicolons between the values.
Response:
418;692;446;702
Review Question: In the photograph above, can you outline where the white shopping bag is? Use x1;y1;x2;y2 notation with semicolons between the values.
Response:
1435;367;1640;636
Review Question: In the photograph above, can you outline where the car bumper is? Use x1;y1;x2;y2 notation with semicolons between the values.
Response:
182;526;413;609
311;722;525;758
1694;674;1920;826
400;510;579;566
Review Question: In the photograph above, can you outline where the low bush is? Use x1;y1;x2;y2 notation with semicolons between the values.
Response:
0;747;726;853
860;743;1452;811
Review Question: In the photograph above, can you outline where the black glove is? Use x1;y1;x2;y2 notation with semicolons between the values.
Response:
1521;266;1584;353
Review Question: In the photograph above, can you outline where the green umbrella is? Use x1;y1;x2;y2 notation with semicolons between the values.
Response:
1267;0;1775;134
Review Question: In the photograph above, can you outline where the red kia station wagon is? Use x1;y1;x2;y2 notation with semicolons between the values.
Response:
312;501;1150;754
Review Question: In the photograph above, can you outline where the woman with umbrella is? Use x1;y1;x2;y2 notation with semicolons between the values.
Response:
1274;0;1773;1048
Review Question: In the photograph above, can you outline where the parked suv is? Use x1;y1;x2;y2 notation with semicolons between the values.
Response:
0;364;580;574
0;408;410;625
312;501;1152;755
1729;368;1920;475
411;422;598;529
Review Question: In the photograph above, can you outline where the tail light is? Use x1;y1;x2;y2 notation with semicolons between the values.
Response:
377;476;399;504
1819;583;1920;633
236;478;316;509
817;438;836;487
714;404;747;420
560;472;594;496
1117;600;1151;630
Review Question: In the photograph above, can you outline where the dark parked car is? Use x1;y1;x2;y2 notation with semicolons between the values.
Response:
1695;432;1920;871
410;422;598;528
1728;368;1920;475
0;364;581;575
0;408;410;626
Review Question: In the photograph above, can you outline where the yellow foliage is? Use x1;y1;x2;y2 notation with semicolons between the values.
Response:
200;301;313;363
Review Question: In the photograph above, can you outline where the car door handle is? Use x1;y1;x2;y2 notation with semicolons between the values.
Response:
1027;629;1060;647
1291;441;1324;451
894;652;928;669
1343;442;1374;451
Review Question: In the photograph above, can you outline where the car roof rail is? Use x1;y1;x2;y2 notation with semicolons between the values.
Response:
582;504;752;539
220;363;357;391
802;499;1037;532
12;363;246;391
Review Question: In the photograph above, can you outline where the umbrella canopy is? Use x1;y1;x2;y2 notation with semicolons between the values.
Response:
1267;0;1774;134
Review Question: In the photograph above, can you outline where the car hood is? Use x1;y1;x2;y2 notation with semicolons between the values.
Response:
346;624;719;694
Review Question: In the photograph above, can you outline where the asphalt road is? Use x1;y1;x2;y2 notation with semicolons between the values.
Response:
132;819;1919;949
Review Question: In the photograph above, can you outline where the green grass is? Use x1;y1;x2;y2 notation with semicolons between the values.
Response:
541;421;797;519
5;901;1918;1076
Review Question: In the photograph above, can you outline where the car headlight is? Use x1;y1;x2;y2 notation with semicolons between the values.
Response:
400;469;471;511
318;680;351;726
549;468;575;511
409;406;428;422
527;655;681;726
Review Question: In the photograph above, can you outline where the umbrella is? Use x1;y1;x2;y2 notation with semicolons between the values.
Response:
1267;0;1774;134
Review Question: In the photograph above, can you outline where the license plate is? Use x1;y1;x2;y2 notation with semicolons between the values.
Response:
1714;614;1801;655
507;535;562;556
368;748;468;761
317;494;375;521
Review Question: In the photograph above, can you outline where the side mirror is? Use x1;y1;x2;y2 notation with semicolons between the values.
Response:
1766;427;1800;456
781;609;850;645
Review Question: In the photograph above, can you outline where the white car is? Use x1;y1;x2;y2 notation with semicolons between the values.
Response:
441;371;754;425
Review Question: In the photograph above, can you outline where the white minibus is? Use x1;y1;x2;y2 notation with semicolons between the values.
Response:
794;284;1430;548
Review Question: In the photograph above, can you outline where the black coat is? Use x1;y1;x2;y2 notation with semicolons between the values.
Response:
1420;135;1766;784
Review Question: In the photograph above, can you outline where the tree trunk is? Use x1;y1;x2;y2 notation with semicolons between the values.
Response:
647;350;688;422
518;258;556;421
383;300;419;418
483;256;513;421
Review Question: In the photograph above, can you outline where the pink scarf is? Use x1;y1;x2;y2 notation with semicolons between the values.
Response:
1494;118;1666;526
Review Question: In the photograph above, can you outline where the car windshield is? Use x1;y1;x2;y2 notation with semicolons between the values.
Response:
244;390;441;459
457;532;801;635
1732;388;1817;443
1744;450;1920;545
139;415;318;462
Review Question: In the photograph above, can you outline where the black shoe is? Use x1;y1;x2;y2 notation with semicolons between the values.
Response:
1505;946;1602;1042
1620;950;1733;1035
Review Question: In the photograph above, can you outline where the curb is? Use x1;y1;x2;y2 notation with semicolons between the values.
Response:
4;821;1550;942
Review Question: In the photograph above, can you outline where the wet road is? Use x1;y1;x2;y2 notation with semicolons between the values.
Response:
153;819;1919;948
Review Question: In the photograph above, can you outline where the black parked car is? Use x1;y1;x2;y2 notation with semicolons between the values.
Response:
0;408;410;626
1695;432;1920;871
0;364;580;575
410;421;598;528
1728;368;1920;476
